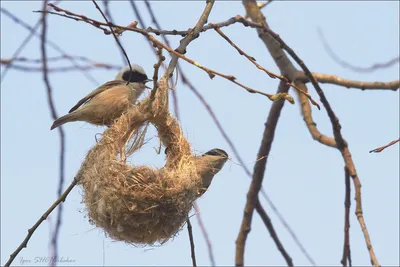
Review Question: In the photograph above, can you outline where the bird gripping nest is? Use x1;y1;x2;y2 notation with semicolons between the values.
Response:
76;77;224;245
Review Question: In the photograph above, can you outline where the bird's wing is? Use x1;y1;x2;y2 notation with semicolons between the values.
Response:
68;80;126;113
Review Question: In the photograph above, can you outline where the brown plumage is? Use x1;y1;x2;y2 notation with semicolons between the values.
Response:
50;64;151;130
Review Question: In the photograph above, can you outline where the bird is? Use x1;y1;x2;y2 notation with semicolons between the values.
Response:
50;64;152;130
193;148;229;196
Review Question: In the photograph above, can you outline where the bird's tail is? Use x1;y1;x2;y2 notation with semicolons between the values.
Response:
50;112;79;130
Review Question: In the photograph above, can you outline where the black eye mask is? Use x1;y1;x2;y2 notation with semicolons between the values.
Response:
203;149;228;158
122;70;148;83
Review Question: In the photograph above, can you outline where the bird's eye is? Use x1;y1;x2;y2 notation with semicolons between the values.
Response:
122;70;148;83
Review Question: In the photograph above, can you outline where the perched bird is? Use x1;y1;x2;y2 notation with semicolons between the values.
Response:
193;148;229;196
50;64;152;130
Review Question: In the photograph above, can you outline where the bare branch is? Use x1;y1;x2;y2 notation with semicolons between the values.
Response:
164;0;215;78
255;200;293;267
317;27;399;73
146;15;266;36
91;0;133;81
151;46;165;92
38;5;293;104
193;203;216;266
369;138;400;153
260;190;316;265
0;11;41;82
1;6;99;85
244;0;274;19
40;0;66;262
1;60;120;72
4;178;78;267
341;167;352;267
0;0;58;81
243;1;380;266
101;0;111;21
1;55;119;66
296;72;399;91
186;218;197;267
215;27;320;109
128;0;158;55
235;81;290;266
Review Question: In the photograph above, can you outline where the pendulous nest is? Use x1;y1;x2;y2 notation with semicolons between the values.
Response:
76;77;202;245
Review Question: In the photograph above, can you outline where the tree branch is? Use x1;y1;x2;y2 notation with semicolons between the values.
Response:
38;5;293;104
317;27;399;73
255;200;293;267
296;72;399;91
242;1;380;266
1;6;99;85
369;138;400;153
341;167;352;267
164;0;215;78
187;218;197;267
91;0;133;80
40;0;66;262
235;81;290;266
4;178;78;267
214;27;320;109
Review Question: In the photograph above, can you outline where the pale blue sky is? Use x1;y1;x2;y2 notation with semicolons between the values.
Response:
1;1;399;266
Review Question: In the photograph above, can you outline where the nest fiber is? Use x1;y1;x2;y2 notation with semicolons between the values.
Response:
77;78;202;244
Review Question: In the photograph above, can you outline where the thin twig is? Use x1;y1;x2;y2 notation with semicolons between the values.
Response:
260;189;316;265
369;138;400;153
255;200;293;266
164;0;215;78
151;46;165;94
215;27;320;109
1;55;119;66
1;6;99;85
40;1;66;264
104;0;127;64
91;0;133;82
0;0;59;81
1;61;120;72
39;5;293;104
295;81;337;148
296;72;399;91
187;218;197;267
193;203;216;266
235;81;291;266
317;28;399;73
128;0;159;58
341;167;352;267
4;178;78;267
0;16;41;82
101;0;111;21
145;15;262;36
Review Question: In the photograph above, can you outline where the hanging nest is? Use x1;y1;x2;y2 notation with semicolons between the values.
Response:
76;77;204;245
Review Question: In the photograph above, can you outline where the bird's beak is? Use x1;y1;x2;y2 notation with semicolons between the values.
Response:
144;79;153;90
